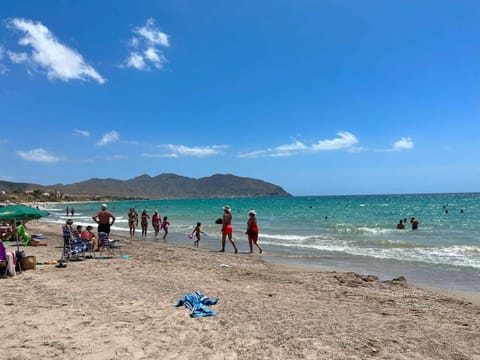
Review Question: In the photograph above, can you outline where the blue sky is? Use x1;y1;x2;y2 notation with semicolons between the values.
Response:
0;1;478;196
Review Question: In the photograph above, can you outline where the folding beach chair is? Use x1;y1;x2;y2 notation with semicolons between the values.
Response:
62;228;85;261
73;230;95;259
98;232;122;257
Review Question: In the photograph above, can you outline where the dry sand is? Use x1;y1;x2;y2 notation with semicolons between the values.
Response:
1;222;479;360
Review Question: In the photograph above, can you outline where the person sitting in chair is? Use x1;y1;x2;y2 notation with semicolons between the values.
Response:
0;222;13;242
81;225;97;249
16;221;46;246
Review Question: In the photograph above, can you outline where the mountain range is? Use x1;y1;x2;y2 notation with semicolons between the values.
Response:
0;174;291;200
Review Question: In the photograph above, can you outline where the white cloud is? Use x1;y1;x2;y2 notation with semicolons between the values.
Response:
142;152;179;159
142;144;228;158
0;46;8;74
134;18;170;47
311;131;359;151
239;132;359;158
126;52;146;70
96;130;119;146
7;50;28;64
144;47;166;69
164;144;228;157
16;148;64;162
7;18;105;84
392;137;414;151
74;129;90;137
123;18;169;71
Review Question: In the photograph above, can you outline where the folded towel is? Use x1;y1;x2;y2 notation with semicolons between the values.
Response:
6;251;16;276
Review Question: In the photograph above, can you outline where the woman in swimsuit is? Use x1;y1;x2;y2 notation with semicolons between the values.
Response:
141;209;150;238
152;210;161;238
128;208;138;239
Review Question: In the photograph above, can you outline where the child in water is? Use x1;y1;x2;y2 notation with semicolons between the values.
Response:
161;216;170;240
191;222;206;248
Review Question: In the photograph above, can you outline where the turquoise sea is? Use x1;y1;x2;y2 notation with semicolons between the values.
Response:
42;193;480;292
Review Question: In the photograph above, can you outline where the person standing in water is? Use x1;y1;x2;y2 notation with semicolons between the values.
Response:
410;217;419;230
141;209;150;238
220;205;238;254
152;210;161;238
128;208;138;239
191;222;206;248
161;216;170;240
246;209;263;254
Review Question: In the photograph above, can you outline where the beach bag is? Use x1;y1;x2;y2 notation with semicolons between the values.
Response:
20;256;36;270
15;250;26;271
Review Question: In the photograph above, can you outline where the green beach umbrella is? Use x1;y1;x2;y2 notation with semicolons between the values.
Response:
0;204;49;251
0;204;49;222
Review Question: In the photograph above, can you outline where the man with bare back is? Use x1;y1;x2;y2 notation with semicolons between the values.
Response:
92;204;115;250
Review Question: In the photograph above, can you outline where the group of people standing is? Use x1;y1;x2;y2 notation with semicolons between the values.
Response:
127;208;169;240
396;217;419;230
65;206;75;217
86;203;264;254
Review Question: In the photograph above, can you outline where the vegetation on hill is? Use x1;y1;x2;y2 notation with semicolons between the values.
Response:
0;174;291;203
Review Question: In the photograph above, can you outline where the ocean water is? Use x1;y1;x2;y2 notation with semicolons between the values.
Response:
41;193;480;292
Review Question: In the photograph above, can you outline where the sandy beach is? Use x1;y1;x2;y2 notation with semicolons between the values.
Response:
1;221;479;360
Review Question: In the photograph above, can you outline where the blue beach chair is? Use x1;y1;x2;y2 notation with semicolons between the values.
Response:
62;228;85;261
98;232;122;257
73;229;95;259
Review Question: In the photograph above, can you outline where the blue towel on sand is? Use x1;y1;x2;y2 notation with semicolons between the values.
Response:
174;291;219;317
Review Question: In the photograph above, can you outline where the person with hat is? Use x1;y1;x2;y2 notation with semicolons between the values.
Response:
220;205;238;253
246;209;263;254
61;218;74;246
63;218;74;232
92;204;115;250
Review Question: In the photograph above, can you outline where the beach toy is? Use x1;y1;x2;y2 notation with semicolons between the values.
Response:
188;233;193;239
122;255;129;259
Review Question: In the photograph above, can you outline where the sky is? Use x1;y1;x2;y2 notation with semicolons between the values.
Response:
0;1;478;196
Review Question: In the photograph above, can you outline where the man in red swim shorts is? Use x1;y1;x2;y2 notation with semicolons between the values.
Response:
220;205;238;254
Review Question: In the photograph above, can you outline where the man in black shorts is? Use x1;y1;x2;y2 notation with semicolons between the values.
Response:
92;204;115;250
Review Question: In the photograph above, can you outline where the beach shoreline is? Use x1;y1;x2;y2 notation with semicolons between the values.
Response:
36;194;480;295
1;221;479;359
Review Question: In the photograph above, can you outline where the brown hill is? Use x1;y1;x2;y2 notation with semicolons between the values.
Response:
0;174;290;201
